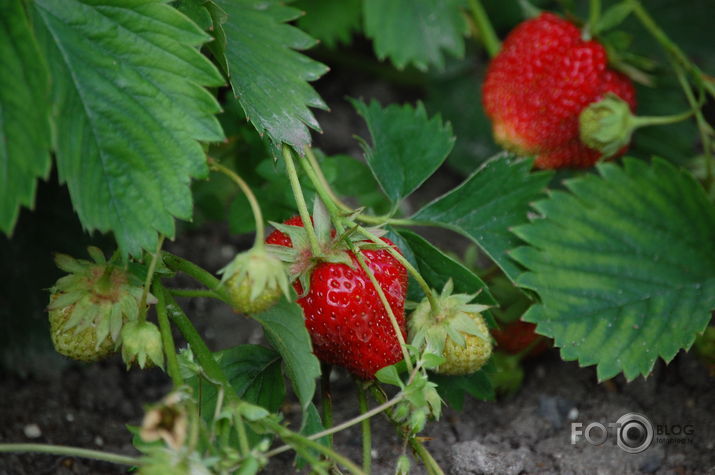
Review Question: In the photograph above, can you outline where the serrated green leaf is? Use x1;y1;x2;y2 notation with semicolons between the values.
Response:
411;155;553;281
363;0;468;71
252;298;320;411
375;364;403;388
188;344;285;418
214;0;328;150
174;0;213;31
295;0;362;49
511;157;715;381
33;0;225;257
399;230;496;308
0;0;52;234
351;99;455;204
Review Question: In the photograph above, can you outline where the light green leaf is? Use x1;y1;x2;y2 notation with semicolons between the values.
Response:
215;0;328;150
511;158;715;381
399;230;496;308
295;0;362;49
412;155;553;281
351;99;455;204
253;298;320;411
33;0;224;257
363;0;468;71
189;344;285;417
0;0;52;233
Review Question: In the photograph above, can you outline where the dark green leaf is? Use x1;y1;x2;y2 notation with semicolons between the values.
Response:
33;0;224;257
351;99;455;204
189;344;285;416
174;0;213;31
425;63;499;175
363;0;468;71
253;298;321;411
215;0;328;150
411;156;552;281
511;157;715;381
295;402;327;469
399;230;496;308
431;369;494;410
294;0;362;48
0;0;51;233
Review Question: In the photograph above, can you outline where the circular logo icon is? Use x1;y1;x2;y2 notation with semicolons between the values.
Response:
616;413;653;454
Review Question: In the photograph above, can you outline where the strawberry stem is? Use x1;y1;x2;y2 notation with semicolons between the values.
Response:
154;281;183;387
0;444;142;466
283;146;322;255
208;157;266;246
357;382;372;473
355;224;441;317
467;0;501;57
304;146;353;215
321;363;335;448
587;0;601;38
168;288;223;300
138;235;164;323
162;252;232;304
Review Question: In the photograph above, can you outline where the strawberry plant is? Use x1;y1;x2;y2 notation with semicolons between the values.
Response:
1;0;714;473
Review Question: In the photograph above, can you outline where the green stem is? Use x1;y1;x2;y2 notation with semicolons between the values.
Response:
154;281;183;387
164;291;239;403
630;108;696;128
234;411;251;456
369;387;444;475
168;288;223;300
354;224;440;316
162;252;232;304
672;59;714;184
467;0;501;57
283;145;321;255
264;394;405;458
588;0;601;36
138;235;164;322
304;147;353;214
209;158;266;246
357;383;372;474
262;419;365;475
321;363;334;448
0;444;141;466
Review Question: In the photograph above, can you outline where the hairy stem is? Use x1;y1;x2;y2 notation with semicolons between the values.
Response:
162;252;231;304
168;288;223;300
357;383;372;473
304;146;353;214
0;444;141;466
283;146;321;255
209;158;266;246
321;363;334;448
154;281;183;387
467;0;501;57
164;291;239;403
138;235;164;322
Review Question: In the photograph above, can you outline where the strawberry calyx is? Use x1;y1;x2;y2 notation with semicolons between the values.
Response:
409;280;493;374
265;202;388;297
48;247;149;349
580;93;696;159
218;246;289;313
121;320;164;369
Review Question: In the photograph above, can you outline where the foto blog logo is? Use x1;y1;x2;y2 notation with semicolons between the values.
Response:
571;413;654;454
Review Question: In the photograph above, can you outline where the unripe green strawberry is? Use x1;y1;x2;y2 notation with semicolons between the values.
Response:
219;247;288;315
410;280;493;376
47;247;146;362
438;311;492;375
121;321;164;369
49;302;115;362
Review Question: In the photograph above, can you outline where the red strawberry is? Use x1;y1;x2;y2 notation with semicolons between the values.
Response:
491;320;549;357
482;12;636;169
267;216;407;379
